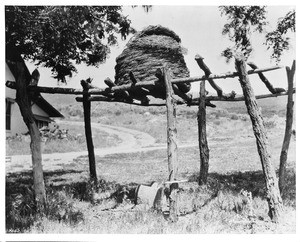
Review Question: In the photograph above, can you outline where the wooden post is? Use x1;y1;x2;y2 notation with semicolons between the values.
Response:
6;46;47;211
235;54;283;222
198;80;209;185
163;64;179;222
81;79;97;182
279;60;295;193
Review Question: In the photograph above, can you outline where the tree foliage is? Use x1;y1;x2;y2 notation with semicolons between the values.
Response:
219;6;295;63
5;6;135;83
219;6;267;62
265;10;295;62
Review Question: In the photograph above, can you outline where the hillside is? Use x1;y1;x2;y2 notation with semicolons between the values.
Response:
43;92;292;119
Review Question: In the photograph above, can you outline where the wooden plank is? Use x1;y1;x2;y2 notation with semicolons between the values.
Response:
235;54;283;223
279;60;295;193
198;80;209;185
163;65;178;222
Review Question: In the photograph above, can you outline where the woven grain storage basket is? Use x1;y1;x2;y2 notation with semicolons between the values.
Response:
114;25;191;99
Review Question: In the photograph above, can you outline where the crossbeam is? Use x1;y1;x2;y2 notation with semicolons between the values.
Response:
74;89;293;107
5;65;283;96
171;65;283;85
203;90;295;102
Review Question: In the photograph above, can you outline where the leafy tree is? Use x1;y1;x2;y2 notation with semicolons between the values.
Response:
5;6;134;211
6;6;134;83
265;10;295;62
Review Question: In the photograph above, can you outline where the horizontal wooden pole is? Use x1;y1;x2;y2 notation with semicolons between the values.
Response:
193;89;294;103
75;90;293;106
6;80;86;94
171;65;283;84
75;96;166;106
6;80;156;95
6;65;284;96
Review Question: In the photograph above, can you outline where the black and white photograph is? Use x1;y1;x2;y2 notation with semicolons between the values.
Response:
3;1;297;239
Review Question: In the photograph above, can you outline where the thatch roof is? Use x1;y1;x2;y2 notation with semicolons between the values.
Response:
114;25;191;100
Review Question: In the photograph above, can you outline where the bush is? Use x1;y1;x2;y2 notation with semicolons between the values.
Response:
230;114;239;120
115;110;122;116
46;189;84;225
6;187;36;232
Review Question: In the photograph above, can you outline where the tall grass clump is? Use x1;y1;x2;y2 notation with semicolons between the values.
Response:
6;183;84;233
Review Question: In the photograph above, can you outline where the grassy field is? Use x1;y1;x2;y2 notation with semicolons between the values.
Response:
6;95;296;233
6;123;121;156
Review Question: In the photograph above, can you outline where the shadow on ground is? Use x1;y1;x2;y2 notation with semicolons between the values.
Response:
6;168;295;232
188;168;296;205
6;169;139;232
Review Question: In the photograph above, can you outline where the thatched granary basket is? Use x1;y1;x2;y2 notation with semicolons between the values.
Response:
114;25;191;100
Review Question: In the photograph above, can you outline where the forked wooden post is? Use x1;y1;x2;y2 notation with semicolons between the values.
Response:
195;54;223;97
81;79;97;182
163;65;179;222
198;80;209;185
279;60;296;193
235;54;283;223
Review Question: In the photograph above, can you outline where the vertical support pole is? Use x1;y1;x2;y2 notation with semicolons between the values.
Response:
14;62;46;211
279;60;295;193
81;79;97;182
198;80;209;185
163;64;178;222
235;54;283;223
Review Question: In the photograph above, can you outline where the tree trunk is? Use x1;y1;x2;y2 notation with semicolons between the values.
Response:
163;65;178;222
279;61;295;193
81;80;97;182
198;80;209;185
13;61;46;211
235;54;283;223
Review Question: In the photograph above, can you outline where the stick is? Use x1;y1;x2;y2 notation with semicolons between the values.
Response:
247;62;286;94
195;54;223;96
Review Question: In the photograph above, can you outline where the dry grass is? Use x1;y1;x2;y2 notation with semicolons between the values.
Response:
5;96;296;233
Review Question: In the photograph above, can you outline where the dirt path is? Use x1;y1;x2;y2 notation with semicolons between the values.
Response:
6;120;197;173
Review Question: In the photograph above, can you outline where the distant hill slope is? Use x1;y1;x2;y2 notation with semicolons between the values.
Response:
43;93;78;107
42;92;292;119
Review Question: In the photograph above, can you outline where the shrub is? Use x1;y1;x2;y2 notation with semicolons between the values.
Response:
213;120;221;126
115;110;122;116
6;187;36;232
46;189;84;225
230;114;239;120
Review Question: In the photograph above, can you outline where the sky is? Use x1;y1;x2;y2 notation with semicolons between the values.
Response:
24;5;296;96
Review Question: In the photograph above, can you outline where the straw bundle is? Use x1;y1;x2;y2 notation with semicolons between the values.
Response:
114;25;191;99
